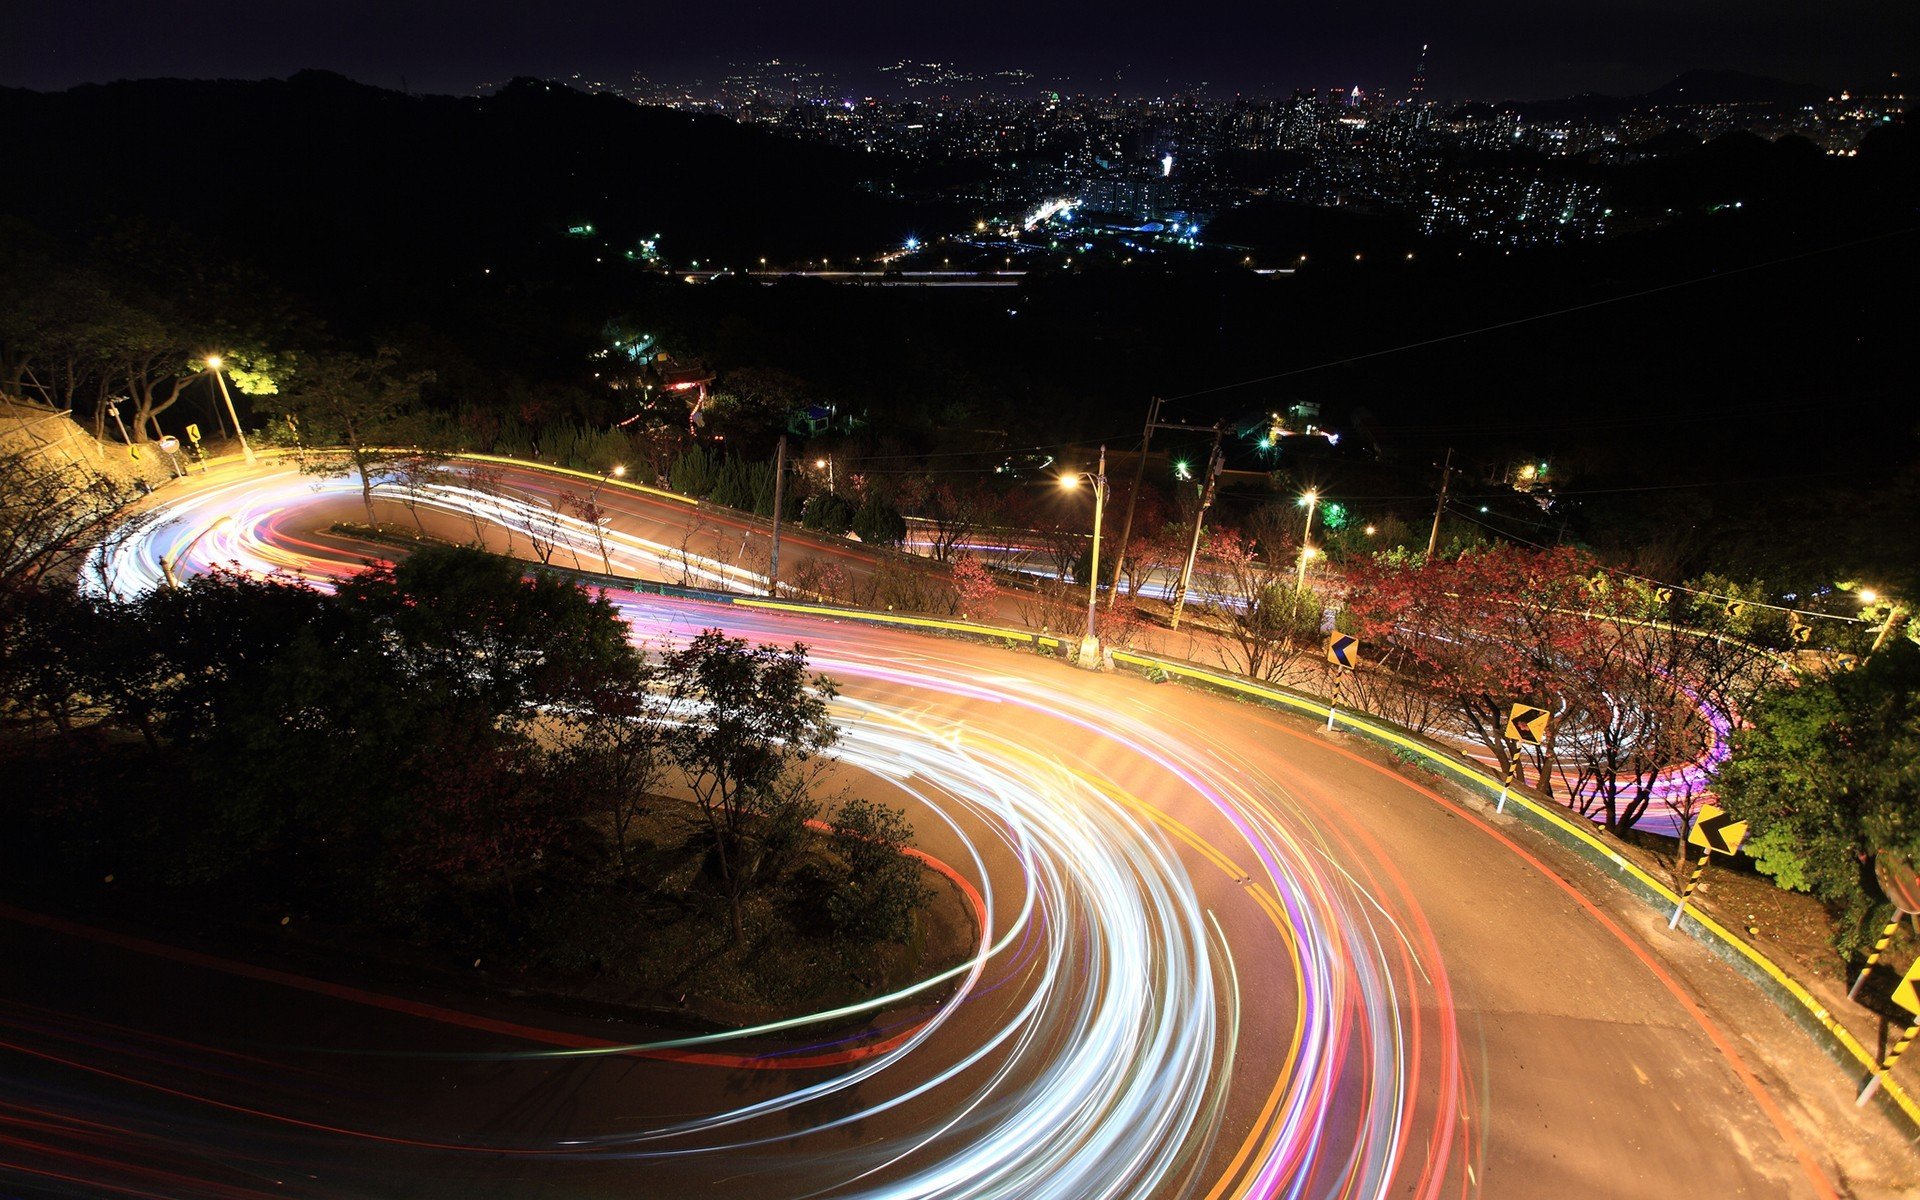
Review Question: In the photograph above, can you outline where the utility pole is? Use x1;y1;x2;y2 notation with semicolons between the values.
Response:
1077;445;1108;669
767;435;786;597
104;398;134;448
1107;405;1225;620
1169;432;1225;630
204;357;256;466
1106;396;1162;608
1425;447;1453;559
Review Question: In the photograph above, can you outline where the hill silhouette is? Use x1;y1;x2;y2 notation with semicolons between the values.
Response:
0;71;943;330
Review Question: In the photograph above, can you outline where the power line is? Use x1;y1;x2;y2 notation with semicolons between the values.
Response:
1156;226;1920;405
1444;504;1869;624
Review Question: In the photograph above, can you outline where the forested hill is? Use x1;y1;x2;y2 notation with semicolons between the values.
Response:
0;72;931;318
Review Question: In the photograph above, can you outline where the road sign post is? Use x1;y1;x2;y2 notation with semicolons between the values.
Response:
1324;632;1359;730
157;434;185;478
1852;919;1905;1001
1854;853;1920;1000
1857;958;1920;1107
1670;804;1749;929
1500;702;1550;812
1497;745;1519;814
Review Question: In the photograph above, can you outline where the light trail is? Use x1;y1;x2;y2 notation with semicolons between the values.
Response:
42;466;1482;1199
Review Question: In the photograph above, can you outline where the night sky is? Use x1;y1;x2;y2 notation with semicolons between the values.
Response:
1;0;1911;100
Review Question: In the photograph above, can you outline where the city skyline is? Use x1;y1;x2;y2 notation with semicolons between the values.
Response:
2;0;1912;101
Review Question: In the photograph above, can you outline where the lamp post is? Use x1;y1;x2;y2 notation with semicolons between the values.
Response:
1295;490;1320;592
1061;446;1108;669
203;356;256;466
815;455;834;494
1859;589;1908;657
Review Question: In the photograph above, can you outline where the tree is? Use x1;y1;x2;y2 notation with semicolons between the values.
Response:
951;552;999;619
1713;642;1920;951
1205;526;1323;683
666;630;839;939
0;432;142;599
918;480;999;564
1;585;102;734
1343;545;1604;790
553;652;666;887
851;494;907;546
801;491;855;536
270;347;434;528
559;487;614;574
790;555;854;605
668;444;723;498
385;452;449;534
1561;590;1775;837
827;797;934;943
338;545;635;720
456;461;513;549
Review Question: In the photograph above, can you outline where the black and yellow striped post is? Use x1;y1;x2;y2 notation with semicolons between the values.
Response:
1669;851;1712;929
1671;805;1749;930
1860;958;1920;1106
1858;1024;1920;1107
1850;918;1903;1001
1324;633;1360;731
1496;743;1519;814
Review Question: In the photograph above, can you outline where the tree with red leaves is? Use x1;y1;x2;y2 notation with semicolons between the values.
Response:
950;552;999;619
1343;544;1605;789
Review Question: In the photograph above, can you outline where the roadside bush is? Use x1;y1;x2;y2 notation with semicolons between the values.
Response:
802;492;856;536
851;495;907;546
827;797;934;943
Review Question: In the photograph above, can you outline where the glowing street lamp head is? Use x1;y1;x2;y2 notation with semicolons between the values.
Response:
611;464;626;478
815;458;828;469
1860;588;1880;603
205;355;223;369
1060;473;1081;490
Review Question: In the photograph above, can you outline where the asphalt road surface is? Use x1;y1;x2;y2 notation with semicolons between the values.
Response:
2;457;1882;1198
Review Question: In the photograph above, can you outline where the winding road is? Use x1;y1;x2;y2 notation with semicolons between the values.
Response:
0;457;1882;1198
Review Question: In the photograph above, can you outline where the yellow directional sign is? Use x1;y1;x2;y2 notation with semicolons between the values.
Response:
1326;632;1360;669
1654;587;1674;605
1894;958;1920;1017
128;444;141;460
1505;702;1551;745
186;423;202;444
1687;805;1749;856
1725;599;1747;619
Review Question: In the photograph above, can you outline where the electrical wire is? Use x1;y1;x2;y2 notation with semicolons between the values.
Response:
1155;226;1920;405
1442;503;1869;624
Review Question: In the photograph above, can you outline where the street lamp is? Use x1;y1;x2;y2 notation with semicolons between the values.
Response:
203;356;256;466
815;455;834;493
1060;446;1109;669
1295;490;1321;591
1859;588;1908;656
